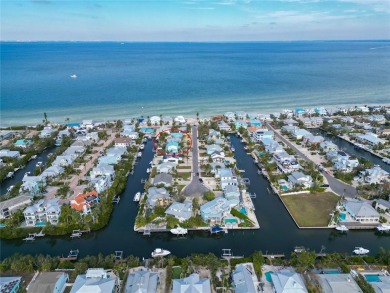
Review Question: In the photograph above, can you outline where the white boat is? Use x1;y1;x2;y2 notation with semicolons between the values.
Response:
146;168;150;173
353;247;369;255
36;161;43;167
23;234;36;241
34;230;45;237
139;144;144;150
70;74;77;78
376;224;390;232
170;226;188;235
31;155;37;160
133;192;141;202
231;147;235;152
383;158;390;165
137;152;142;158
6;172;14;178
336;225;349;232
70;230;82;238
294;246;306;253
151;248;171;258
7;185;14;193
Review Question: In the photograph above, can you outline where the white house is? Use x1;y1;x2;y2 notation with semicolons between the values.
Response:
20;175;46;195
174;116;186;124
23;198;61;226
206;144;222;155
356;132;386;146
0;149;20;158
39;127;55;138
165;201;192;222
40;166;64;179
172;274;211;293
376;199;390;213
71;268;118;293
343;198;380;223
114;137;133;148
90;163;115;180
224;185;240;207
217;168;238;190
224;112;235;121
358;166;389;184
149;116;161;125
320;141;338;152
271;270;308;293
232;264;257;293
156;162;177;174
288;172;313;189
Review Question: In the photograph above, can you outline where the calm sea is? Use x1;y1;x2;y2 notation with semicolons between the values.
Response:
1;41;389;126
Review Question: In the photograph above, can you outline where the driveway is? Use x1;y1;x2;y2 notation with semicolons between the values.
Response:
266;123;357;197
183;125;209;197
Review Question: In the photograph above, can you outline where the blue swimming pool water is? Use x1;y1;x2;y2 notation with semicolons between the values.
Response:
365;275;381;282
240;207;247;216
283;185;289;191
35;222;46;227
225;218;238;224
324;270;340;274
265;271;274;282
0;223;6;228
339;213;346;221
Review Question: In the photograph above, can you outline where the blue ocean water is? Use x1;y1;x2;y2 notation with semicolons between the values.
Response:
1;41;389;125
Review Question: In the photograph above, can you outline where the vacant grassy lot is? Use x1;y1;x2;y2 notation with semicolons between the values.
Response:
281;192;340;227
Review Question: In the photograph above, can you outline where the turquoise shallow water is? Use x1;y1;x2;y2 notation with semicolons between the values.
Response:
1;41;389;126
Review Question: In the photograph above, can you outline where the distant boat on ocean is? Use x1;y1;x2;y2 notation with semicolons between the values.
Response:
70;74;77;79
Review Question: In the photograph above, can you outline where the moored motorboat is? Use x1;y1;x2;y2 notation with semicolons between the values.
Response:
170;226;188;235
151;248;171;258
294;246;306;253
383;158;390;165
139;144;144;150
376;224;390;232
70;230;82;238
23;234;36;241
353;247;369;255
336;225;349;232
133;192;141;202
137;152;142;158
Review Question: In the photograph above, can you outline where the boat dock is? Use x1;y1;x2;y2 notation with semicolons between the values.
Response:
59;249;79;261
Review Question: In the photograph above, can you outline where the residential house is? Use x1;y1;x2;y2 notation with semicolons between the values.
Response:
156;162;177;174
122;131;139;139
76;132;99;142
71;191;99;215
115;137;133;148
218;121;231;131
15;139;32;148
368;114;386;124
358;166;389;184
356;106;370;113
232;264;257;293
90;176;112;193
210;151;225;163
301;117;312;128
209;129;221;139
314;107;327;116
304;134;324;145
153;173;173;187
247;126;264;137
317;273;363;293
224;185;240;207
124;268;158;293
234;120;248;129
262;139;284;154
376;199;390;213
333;155;359;173
217;168;238;190
172;274;211;293
200;197;230;222
147;187;170;207
70;268;118;293
0;131;13;141
0;195;32;219
235;111;247;120
99;147;126;165
20;175;46;195
206;144;222;155
253;130;274;142
0;276;21;293
165;201;192;222
51;155;74;167
0;149;20;158
320;141;338;152
343;199;380;223
39;127;55;138
27;272;68;293
291;129;312;140
149;116;161;125
283;119;299;126
288;172;313;189
210;162;226;174
40;166;64;179
90;163;115;180
341;117;355;124
356;132;386;146
23;199;61;226
281;125;299;133
82;120;96;129
270;270;308;293
224;112;235;121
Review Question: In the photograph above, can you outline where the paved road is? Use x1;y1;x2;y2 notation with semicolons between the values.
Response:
266;123;357;197
183;125;209;197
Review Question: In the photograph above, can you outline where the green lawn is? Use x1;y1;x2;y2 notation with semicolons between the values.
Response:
281;192;339;227
176;172;191;180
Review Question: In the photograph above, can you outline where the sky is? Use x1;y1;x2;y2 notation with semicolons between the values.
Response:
1;0;389;41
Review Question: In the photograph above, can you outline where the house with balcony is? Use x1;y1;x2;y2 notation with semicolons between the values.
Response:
90;163;115;180
224;185;240;207
71;268;118;293
270;270;308;293
200;197;230;222
356;132;386;146
156;162;177;174
287;172;313;189
232;264;257;293
332;155;359;173
342;199;380;223
115;137;133;148
173;274;211;293
291;129;312;140
165;201;192;222
206;144;222;155
320;141;338;152
90;176;112;193
224;112;235;121
253;130;274;142
71;191;100;215
210;151;225;163
23;198;61;226
218;121;231;131
375;199;390;213
147;187;170;207
357;166;389;184
20;175;46;195
217;168;238;190
39;127;55;138
124;268;159;293
41;166;64;179
52;155;74;167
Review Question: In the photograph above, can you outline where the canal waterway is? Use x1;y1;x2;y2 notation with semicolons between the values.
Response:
0;139;388;260
0;146;57;196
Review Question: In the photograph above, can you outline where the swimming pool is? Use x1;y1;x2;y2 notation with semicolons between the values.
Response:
225;218;238;224
324;269;340;274
365;275;381;282
0;223;6;228
35;221;46;227
265;271;274;282
339;213;346;221
239;207;247;216
282;185;289;191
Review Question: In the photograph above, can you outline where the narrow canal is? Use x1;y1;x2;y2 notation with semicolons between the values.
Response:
0;139;388;259
0;146;57;196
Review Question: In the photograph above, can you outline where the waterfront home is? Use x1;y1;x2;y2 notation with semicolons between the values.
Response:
149;116;161;125
314;107;327;116
282;109;294;118
20;175;46;195
0;130;13;141
0;276;21;293
258;114;272;121
270;270;308;293
368;114;386;124
232;264;257;293
153;173;173;187
71;191;99;215
273;151;295;164
249;120;261;127
281;125;299;133
326;150;346;161
0;195;32;219
357;166;389;184
235;111;247;120
287;171;313;189
114;137;133;148
147;187;170;207
376;199;390;213
63;146;86;158
332;156;359;173
209;129;221;139
124;268;158;293
0;149;20;158
27;272;68;293
303;134;324;145
57;129;71;138
291;129;312;140
15;139;32;148
166;141;179;154
90;176;112;193
162;116;173;125
224;185;240;207
217;168;238;190
200;197;230;222
139;128;154;135
218;121;231;131
277;160;301;174
320;141;338;152
210;162;226;174
123;124;136;132
234;120;248;129
253;130;274;142
40;166;65;179
206;144;222;155
76;132;99;142
51;155;74;167
340;116;355;124
82;119;96;129
247;126;263;137
342;198;380;223
174;116;186;124
165;201;192;222
39;127;55;138
210;151;225;163
283;118;299;126
23;198;61;226
99;147;127;165
316;273;362;293
71;268;118;293
301;117;313;128
173;273;211;293
356;132;386;146
156;162;177;174
224;112;236;121
261;139;284;154
90;163;115;180
121;131;139;139
356;106;370;113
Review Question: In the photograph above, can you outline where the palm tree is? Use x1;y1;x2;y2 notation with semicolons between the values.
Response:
43;112;48;125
